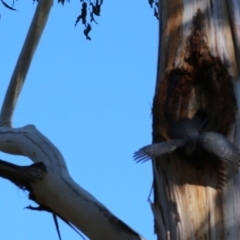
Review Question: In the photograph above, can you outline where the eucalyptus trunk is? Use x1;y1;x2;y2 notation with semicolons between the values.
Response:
152;0;240;239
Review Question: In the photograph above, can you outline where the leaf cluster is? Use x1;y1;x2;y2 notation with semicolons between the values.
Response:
1;0;103;40
148;0;159;20
74;0;103;40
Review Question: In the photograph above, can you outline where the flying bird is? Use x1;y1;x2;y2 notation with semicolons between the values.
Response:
134;116;240;167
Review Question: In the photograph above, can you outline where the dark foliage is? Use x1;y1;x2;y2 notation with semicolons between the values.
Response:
1;0;103;40
83;23;91;40
0;0;16;11
148;0;159;20
75;0;103;40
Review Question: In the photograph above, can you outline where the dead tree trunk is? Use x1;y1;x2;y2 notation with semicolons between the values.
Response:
152;0;240;239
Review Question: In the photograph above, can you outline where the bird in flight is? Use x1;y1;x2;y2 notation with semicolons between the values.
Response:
134;116;240;168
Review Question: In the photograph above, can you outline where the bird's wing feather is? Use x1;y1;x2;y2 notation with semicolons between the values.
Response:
133;139;186;163
199;132;240;166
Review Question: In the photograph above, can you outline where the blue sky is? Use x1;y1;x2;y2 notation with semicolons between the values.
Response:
0;1;158;239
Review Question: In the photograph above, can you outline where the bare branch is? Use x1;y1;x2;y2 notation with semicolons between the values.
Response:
0;125;145;240
0;159;46;187
0;0;53;127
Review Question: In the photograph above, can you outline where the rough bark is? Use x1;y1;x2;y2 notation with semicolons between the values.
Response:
152;0;240;239
0;0;145;239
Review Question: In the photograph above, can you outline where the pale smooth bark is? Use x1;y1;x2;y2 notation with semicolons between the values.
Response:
152;0;240;239
0;0;52;127
0;0;145;239
0;125;145;240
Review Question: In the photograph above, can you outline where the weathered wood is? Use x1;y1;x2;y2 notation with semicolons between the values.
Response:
152;0;240;239
0;125;145;240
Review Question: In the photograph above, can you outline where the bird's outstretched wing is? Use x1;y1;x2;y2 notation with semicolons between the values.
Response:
199;132;240;167
133;139;186;163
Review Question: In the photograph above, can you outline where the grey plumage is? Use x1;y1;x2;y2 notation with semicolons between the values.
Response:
168;116;208;139
134;117;240;167
133;140;186;163
198;132;240;166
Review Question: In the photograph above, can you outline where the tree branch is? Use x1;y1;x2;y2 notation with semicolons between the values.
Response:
0;125;145;239
0;158;46;186
0;0;52;127
0;1;145;238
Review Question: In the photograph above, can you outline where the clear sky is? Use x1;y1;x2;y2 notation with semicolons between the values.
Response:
0;1;158;239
